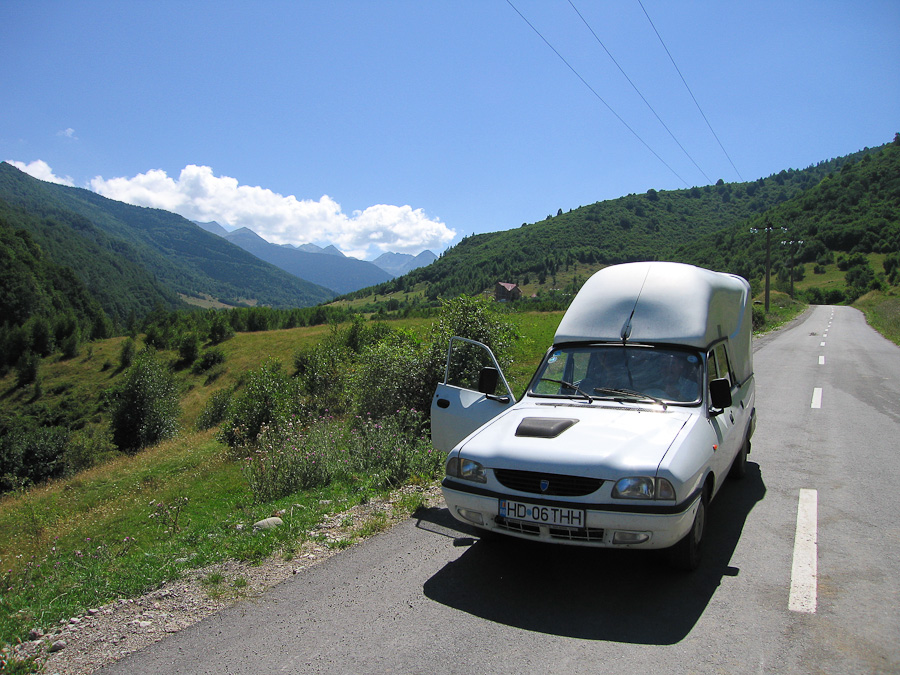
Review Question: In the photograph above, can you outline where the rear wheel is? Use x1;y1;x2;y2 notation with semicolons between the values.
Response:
668;491;707;571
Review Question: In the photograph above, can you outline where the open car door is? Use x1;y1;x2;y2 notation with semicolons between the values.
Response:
430;337;516;453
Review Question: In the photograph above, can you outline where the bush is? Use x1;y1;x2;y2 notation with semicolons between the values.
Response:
60;332;80;359
219;360;305;450
191;347;225;374
109;347;181;453
196;388;233;430
0;425;69;492
344;295;516;420
177;332;201;366
241;410;442;503
209;313;235;344
119;338;136;370
64;425;118;475
350;330;431;418
752;305;766;330
15;350;40;388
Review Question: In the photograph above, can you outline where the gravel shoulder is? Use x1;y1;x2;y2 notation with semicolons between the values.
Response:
9;484;443;675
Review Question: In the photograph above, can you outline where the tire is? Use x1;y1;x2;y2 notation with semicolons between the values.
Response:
729;437;750;480
668;490;707;572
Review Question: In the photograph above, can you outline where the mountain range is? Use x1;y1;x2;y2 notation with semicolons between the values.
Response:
193;221;437;294
0;162;334;322
2;135;898;343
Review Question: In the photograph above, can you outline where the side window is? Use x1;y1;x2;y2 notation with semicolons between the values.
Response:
713;344;733;388
707;349;719;384
445;339;498;390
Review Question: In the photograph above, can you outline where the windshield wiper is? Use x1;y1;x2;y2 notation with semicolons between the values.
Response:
593;387;667;409
538;378;595;402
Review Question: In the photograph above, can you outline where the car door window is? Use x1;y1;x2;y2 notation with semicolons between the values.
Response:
708;344;733;387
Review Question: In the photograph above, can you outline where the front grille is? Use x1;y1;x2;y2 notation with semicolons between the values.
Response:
495;517;605;543
493;468;603;497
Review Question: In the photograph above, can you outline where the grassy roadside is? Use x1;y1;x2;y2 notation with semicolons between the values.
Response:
854;291;900;346
0;311;558;666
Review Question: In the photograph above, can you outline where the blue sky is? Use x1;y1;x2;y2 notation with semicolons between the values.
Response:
3;1;898;260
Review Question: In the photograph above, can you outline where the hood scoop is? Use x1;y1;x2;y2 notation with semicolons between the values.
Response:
515;417;578;439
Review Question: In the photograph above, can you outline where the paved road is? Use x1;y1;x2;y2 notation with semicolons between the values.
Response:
100;306;900;674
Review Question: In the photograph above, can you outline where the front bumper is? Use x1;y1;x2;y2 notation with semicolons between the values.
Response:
441;478;700;549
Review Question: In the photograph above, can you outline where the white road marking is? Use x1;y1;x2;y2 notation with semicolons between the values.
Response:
811;388;823;408
818;356;825;365
820;341;826;347
789;489;818;613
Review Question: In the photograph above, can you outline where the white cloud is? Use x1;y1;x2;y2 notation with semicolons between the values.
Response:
6;159;75;186
90;164;456;259
57;128;78;140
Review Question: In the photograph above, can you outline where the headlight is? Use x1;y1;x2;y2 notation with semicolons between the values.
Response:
446;456;487;483
612;476;676;500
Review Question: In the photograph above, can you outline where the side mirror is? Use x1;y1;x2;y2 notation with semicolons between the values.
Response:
478;367;499;395
709;378;733;410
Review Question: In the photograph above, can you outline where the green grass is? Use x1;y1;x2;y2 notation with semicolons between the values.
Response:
0;312;556;665
854;291;900;346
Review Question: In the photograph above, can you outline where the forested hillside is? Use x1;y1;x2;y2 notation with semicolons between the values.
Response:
677;140;900;297
349;141;895;302
0;219;110;371
0;163;334;318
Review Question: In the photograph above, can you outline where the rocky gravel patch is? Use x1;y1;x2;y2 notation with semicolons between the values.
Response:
6;484;442;674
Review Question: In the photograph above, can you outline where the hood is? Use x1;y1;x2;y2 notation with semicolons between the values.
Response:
457;401;692;480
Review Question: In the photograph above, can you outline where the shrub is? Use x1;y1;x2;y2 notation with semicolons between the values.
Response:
219;360;305;450
191;347;226;374
15;351;40;388
60;332;80;359
119;338;136;370
350;295;516;420
293;338;351;416
177;332;201;366
0;425;69;492
64;425;118;474
241;410;442;503
209;313;235;344
350;330;431;418
196;388;233;430
109;347;181;453
752;305;766;330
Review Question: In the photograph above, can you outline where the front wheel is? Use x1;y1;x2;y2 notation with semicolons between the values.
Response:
667;491;707;571
729;437;750;479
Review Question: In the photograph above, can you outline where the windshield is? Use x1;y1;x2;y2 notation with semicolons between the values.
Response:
529;345;703;405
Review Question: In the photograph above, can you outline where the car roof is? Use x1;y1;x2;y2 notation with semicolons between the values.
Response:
554;261;753;380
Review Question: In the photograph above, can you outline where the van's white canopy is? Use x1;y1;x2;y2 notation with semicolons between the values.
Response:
554;262;753;382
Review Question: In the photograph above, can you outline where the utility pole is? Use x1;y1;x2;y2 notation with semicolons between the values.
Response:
751;222;775;312
781;238;804;299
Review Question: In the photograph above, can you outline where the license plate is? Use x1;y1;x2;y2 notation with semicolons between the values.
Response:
499;499;585;528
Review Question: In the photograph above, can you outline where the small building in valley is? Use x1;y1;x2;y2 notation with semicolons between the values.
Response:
495;282;521;302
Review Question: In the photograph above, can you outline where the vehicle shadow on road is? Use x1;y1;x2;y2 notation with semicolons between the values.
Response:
419;463;766;644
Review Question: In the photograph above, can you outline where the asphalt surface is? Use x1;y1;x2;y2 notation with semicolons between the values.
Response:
99;305;900;674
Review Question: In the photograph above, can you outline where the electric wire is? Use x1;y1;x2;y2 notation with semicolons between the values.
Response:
637;0;743;181
568;0;713;185
505;0;690;188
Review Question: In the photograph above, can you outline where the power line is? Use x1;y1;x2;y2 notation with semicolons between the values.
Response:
568;0;713;185
505;0;690;188
637;0;743;181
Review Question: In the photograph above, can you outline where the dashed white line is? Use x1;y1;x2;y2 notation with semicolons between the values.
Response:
820;341;826;347
789;489;818;613
818;356;825;365
811;388;823;408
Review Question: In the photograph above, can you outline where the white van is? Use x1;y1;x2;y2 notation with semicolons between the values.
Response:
431;261;756;570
